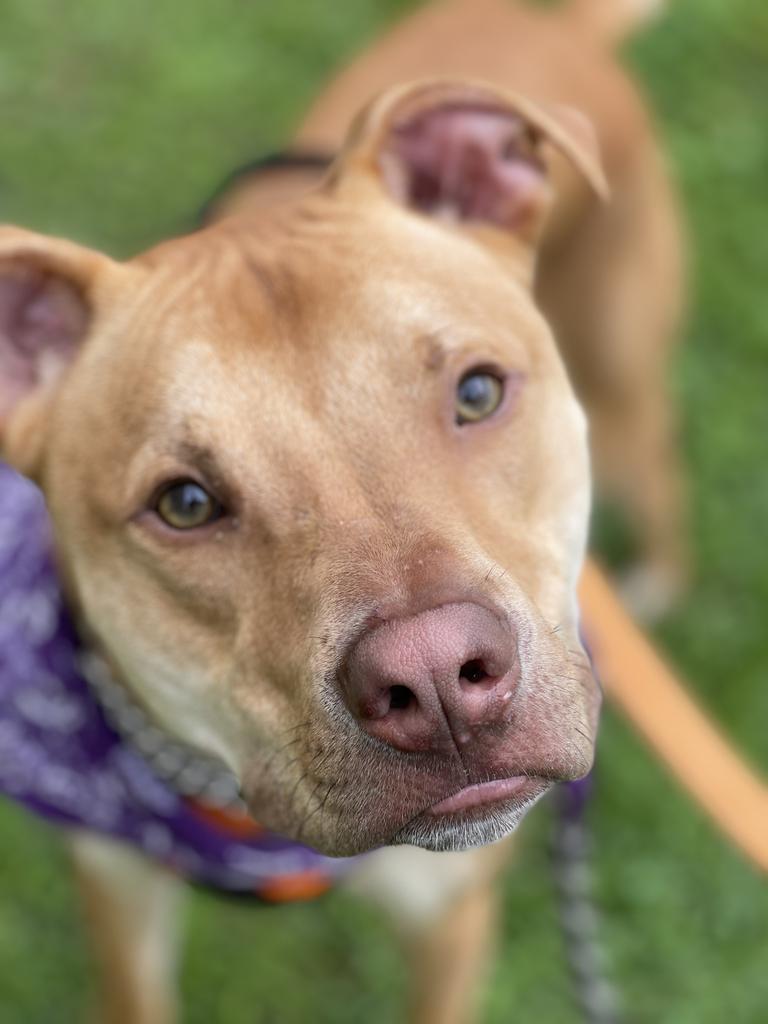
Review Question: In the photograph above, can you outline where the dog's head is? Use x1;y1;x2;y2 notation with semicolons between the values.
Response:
0;80;604;855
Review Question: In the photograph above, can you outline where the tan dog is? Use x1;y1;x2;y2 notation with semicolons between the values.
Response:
0;1;680;1021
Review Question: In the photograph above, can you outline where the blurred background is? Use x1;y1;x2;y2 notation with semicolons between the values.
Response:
1;0;766;1020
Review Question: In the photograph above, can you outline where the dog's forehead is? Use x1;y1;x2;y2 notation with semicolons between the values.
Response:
128;199;546;378
133;226;547;450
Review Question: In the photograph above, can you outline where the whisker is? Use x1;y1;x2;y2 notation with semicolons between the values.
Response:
288;770;310;807
297;778;340;840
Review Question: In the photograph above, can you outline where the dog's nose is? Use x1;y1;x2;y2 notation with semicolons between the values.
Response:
342;603;518;754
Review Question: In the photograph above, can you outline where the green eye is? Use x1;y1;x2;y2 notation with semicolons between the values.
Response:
456;370;504;424
155;481;222;530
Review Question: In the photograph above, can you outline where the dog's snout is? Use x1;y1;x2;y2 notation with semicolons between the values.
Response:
341;603;518;755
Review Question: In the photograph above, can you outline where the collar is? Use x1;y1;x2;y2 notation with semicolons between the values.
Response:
78;648;246;811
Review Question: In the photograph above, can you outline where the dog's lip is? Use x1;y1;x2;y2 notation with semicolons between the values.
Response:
427;775;544;815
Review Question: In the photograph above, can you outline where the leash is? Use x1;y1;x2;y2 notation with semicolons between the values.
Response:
555;778;621;1024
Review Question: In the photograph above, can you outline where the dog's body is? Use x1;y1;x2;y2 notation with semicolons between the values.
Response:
0;1;684;1021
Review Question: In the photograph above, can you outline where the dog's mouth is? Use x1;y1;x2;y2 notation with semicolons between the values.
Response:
426;774;544;815
240;680;595;854
388;774;554;852
241;738;558;854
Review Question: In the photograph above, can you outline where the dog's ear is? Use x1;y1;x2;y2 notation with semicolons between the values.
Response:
0;226;119;475
326;78;607;263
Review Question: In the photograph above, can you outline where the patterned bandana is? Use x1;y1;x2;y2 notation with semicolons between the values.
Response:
0;462;353;900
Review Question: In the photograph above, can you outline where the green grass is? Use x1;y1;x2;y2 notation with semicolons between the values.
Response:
1;0;767;1020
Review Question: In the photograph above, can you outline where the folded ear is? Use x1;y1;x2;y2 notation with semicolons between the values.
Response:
326;78;607;257
0;226;118;474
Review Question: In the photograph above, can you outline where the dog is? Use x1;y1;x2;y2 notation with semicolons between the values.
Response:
0;1;682;1021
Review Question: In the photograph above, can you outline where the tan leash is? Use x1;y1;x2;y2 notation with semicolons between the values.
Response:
579;558;768;874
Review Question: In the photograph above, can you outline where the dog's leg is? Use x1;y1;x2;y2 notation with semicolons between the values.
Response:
346;841;511;1024
590;382;687;618
69;833;183;1024
404;873;498;1024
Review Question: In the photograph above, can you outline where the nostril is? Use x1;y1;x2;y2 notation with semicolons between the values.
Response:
388;684;415;711
459;659;490;684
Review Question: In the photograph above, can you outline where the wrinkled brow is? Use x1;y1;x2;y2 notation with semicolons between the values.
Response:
417;330;450;372
172;440;234;498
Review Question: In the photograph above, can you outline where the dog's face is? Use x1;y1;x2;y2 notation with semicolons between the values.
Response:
0;81;603;855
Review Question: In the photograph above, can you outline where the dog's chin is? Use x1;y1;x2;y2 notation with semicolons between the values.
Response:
389;779;553;852
242;773;553;857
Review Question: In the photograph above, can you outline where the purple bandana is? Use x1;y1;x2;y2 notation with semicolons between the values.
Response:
0;462;353;900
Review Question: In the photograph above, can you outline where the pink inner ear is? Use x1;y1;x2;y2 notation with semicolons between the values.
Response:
0;263;88;417
385;105;547;231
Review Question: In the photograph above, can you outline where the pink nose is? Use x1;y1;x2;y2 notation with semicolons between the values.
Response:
342;603;518;755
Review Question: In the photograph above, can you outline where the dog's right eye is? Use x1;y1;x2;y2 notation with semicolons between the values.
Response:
154;480;223;530
455;369;505;425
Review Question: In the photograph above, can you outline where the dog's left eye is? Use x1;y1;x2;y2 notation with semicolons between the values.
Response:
154;481;223;530
456;370;504;424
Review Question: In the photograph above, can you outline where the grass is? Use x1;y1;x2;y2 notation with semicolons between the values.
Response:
1;0;767;1020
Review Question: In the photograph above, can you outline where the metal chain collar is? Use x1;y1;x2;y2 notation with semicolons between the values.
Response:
78;649;245;810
